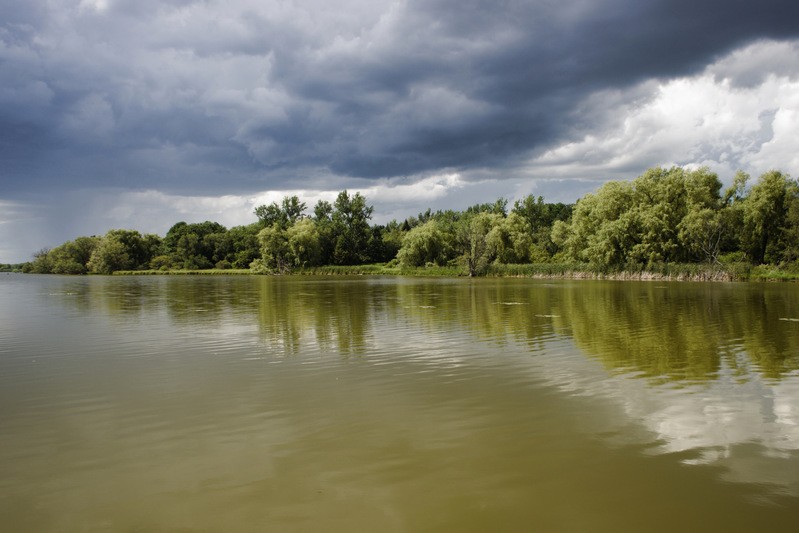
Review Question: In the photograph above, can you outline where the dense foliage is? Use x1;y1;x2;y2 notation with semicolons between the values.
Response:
552;167;799;269
21;167;799;276
0;263;24;272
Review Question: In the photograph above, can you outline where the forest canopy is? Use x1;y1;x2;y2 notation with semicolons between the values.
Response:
22;167;799;276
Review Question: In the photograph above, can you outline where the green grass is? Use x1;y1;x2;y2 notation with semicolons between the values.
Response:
750;265;799;281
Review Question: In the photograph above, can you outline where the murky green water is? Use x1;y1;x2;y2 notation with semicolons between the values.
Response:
2;273;799;531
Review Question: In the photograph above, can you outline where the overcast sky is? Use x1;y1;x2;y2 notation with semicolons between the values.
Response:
2;0;799;262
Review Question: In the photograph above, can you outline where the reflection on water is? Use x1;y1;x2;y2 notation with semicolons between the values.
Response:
1;274;799;531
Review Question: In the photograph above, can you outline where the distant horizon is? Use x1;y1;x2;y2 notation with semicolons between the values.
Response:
14;166;799;276
0;165;740;263
2;164;793;264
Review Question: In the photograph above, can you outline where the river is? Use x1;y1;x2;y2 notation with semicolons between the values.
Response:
1;273;798;531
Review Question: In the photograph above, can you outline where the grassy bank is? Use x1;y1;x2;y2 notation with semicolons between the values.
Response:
749;265;799;281
112;268;254;276
109;261;799;281
296;264;464;277
486;262;798;282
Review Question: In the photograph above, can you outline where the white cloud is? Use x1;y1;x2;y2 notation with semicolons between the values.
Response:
521;335;799;496
78;0;111;14
528;40;799;183
745;102;799;173
357;173;465;203
86;173;470;232
709;40;799;88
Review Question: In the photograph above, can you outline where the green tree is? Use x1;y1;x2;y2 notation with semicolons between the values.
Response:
464;198;508;217
48;236;101;274
282;196;306;224
397;220;446;267
486;212;545;264
556;180;635;267
780;192;799;264
27;248;53;274
740;170;798;264
553;167;725;269
87;229;159;274
88;231;133;274
313;200;335;265
331;191;373;265
254;195;306;229
378;221;405;263
226;224;261;268
678;208;725;263
257;224;292;273
512;195;573;255
457;212;502;276
286;218;321;268
163;221;226;269
254;203;284;228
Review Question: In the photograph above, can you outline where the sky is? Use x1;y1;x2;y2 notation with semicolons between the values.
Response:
2;0;799;262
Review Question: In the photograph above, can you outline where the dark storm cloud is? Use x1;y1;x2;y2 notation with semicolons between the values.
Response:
2;0;799;197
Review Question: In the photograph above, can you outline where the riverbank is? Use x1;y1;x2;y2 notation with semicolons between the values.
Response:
112;268;254;275
111;262;799;281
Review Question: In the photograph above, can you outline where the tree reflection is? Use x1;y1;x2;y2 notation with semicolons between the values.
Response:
256;277;373;357
393;279;799;382
560;282;799;381
45;275;799;380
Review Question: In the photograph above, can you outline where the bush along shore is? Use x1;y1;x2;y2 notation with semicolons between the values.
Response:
20;166;799;282
111;262;799;282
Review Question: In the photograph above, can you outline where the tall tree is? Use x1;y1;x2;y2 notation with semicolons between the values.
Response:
254;195;306;229
313;200;335;264
331;191;373;265
741;170;798;264
457;212;501;276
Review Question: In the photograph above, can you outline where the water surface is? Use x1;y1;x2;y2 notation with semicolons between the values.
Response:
1;274;799;531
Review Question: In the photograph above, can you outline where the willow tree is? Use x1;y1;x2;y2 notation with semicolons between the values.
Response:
486;212;538;264
257;224;292;274
553;180;635;268
740;170;799;264
286;218;322;268
396;220;446;267
552;167;725;269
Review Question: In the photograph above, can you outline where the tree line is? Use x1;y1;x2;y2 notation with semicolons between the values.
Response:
22;166;799;275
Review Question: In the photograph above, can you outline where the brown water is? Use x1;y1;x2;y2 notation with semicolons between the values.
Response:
1;273;799;531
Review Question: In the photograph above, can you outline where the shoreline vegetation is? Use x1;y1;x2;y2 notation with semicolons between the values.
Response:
110;262;799;282
18;166;799;283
